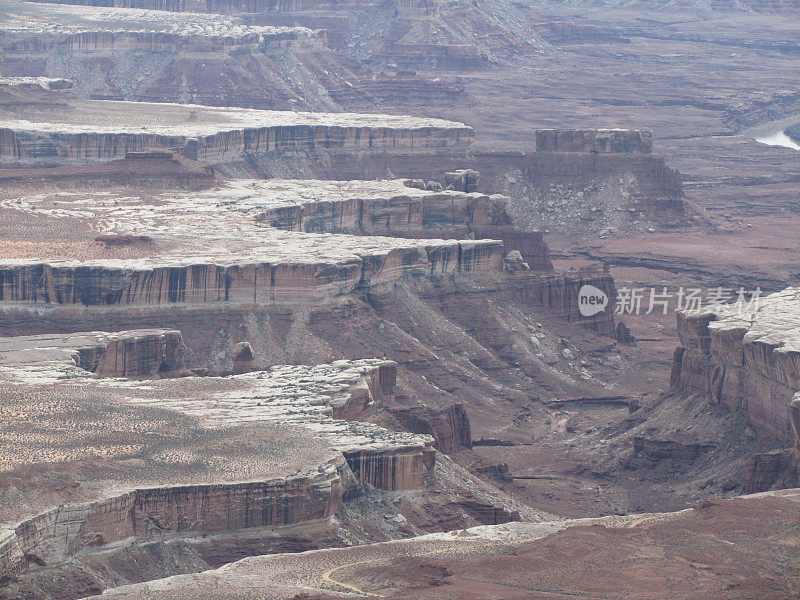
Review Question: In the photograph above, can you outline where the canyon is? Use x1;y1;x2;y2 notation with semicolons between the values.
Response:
0;0;798;598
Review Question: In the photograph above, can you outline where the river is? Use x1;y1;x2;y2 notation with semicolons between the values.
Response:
743;114;800;151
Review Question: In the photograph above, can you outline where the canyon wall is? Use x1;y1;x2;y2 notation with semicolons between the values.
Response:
76;329;186;377
0;272;617;354
2;27;318;54
252;150;684;212
0;329;187;380
670;294;800;447
0;467;344;577
254;188;553;271
0;242;503;306
344;447;433;491
533;129;652;154
390;404;472;453
0;121;473;165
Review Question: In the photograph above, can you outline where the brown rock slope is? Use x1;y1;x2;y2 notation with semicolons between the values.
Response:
82;488;800;599
0;329;543;599
670;288;800;491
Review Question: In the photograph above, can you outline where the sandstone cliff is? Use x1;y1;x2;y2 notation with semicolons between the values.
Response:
534;129;653;154
0;99;473;166
0;333;436;580
0;329;185;380
670;288;800;447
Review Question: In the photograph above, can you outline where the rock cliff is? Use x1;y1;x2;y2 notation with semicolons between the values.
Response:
390;404;472;453
0;331;435;581
0;180;508;306
0;329;185;379
670;288;800;447
0;99;472;166
2;471;344;574
249;179;553;271
534;129;653;154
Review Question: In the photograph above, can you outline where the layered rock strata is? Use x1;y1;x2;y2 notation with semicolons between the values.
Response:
390;404;472;453
0;181;504;306
533;129;653;154
0;1;323;53
78;489;800;600
0;330;433;579
670;287;800;447
0;99;472;165
246;179;552;270
0;329;185;380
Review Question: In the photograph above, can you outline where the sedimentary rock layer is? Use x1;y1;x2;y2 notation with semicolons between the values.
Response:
0;1;322;53
670;287;800;446
0;180;506;306
1;471;343;575
0;329;185;380
0;98;472;165
391;404;472;453
0;242;502;306
534;129;653;154
244;179;552;270
78;489;800;599
0;331;434;579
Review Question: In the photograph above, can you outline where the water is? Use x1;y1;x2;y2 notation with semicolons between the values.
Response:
754;130;800;151
745;114;800;152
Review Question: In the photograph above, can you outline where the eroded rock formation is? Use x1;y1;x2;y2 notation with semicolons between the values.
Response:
0;96;472;165
0;329;185;379
534;129;653;154
0;330;436;584
670;288;800;445
670;289;800;492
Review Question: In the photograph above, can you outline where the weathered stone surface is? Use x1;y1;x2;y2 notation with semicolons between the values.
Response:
444;169;479;192
744;449;799;493
534;129;653;154
0;181;506;306
0;77;73;91
0;331;434;579
0;98;472;165
0;329;186;380
390;404;472;454
671;288;800;446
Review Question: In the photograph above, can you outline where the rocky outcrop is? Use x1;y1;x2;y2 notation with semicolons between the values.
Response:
252;182;553;271
0;329;186;379
1;469;343;574
0;242;503;307
77;330;185;377
0;77;73;91
534;129;653;154
629;436;716;467
0;98;473;166
670;288;800;447
343;446;433;491
390;404;472;454
1;119;473;165
744;449;799;493
255;186;513;239
513;272;616;334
